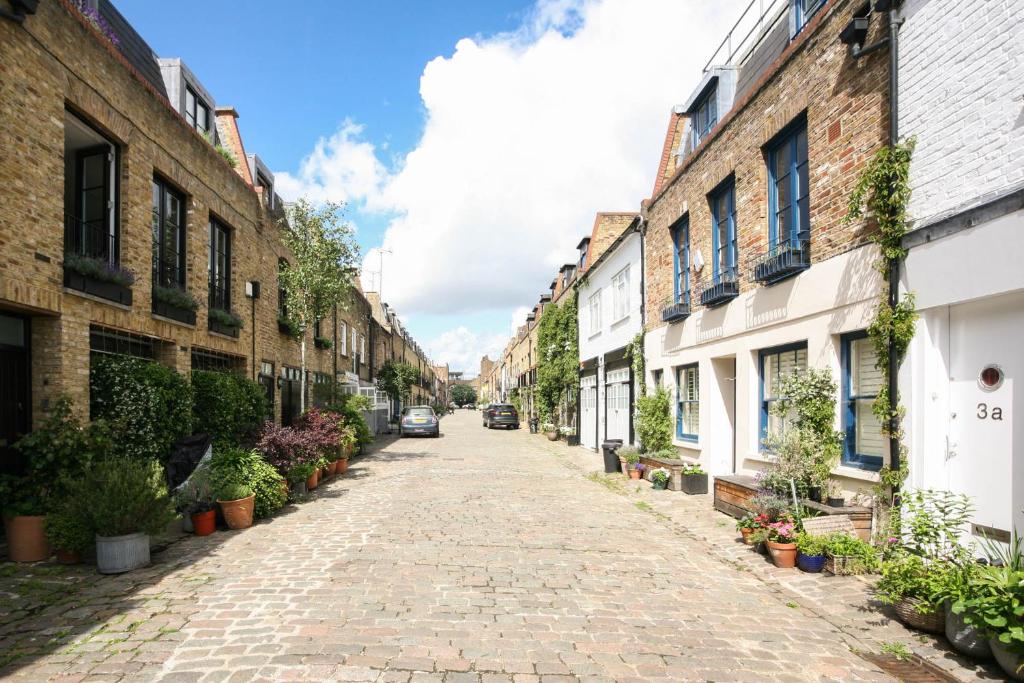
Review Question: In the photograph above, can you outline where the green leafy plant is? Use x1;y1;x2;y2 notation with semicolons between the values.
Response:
625;332;646;395
451;384;477;407
796;532;828;557
736;512;765;532
823;532;879;573
63;252;136;287
191;370;267;450
208;447;286;519
635;386;673;453
376;360;421;404
217;481;253;502
623;451;640;465
287;462;316;483
680;462;705;476
64;457;175;537
277;314;300;338
152;284;200;312
314;336;333;349
44;510;92;553
208;307;243;329
90;355;193;463
535;292;578;424
880;641;913;662
650;468;670;487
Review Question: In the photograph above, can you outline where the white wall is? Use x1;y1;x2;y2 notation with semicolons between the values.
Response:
899;0;1024;226
577;232;643;361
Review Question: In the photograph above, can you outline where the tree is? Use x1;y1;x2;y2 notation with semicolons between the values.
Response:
450;384;477;407
376;360;421;406
278;199;360;412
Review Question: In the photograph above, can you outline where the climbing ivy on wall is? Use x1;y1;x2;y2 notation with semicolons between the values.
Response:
845;138;917;499
625;332;646;396
535;293;579;424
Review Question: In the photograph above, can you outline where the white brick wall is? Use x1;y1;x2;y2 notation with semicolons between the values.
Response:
899;0;1024;225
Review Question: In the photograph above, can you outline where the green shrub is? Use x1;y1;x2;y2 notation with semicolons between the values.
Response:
45;509;93;553
191;370;267;449
217;481;252;501
796;532;828;557
209;447;286;519
64;457;175;537
90;355;192;463
635;386;672;453
326;394;373;446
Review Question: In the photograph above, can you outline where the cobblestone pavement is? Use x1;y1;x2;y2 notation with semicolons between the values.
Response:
1;411;897;682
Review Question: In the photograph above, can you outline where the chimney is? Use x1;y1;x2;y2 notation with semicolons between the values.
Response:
214;106;252;186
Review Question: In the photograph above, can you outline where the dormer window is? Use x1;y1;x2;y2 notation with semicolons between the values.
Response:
691;88;718;149
793;0;826;36
185;86;211;137
256;171;274;210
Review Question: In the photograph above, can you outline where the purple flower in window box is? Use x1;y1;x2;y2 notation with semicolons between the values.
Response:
72;0;120;46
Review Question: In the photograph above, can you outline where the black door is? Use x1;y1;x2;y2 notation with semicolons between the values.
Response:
280;368;301;426
0;314;30;474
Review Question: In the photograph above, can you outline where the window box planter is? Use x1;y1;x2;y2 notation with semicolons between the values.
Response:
314;336;332;350
208;309;242;338
660;300;691;323
209;318;240;337
152;299;196;325
64;267;132;306
753;242;809;284
681;472;708;495
699;273;739;308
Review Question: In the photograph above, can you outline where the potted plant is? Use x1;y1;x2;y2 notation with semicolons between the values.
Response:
759;516;799;569
287;463;315;495
337;424;356;474
824;532;878;576
954;553;1023;676
625;453;642;479
942;559;992;660
617;446;638;475
559;425;575;445
650;468;671;491
796;532;827;573
174;467;216;536
679;462;708;495
217;481;255;530
44;510;91;564
65;457;175;574
541;423;557;441
736;513;765;546
189;500;217;537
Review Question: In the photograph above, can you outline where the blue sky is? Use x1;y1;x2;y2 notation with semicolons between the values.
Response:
116;0;740;374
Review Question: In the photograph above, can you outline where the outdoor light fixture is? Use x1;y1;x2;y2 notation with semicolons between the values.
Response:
245;280;261;299
839;16;870;47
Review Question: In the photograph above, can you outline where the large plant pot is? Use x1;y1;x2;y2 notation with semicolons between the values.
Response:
628;468;641;480
191;510;216;537
766;541;797;568
218;494;255;530
945;602;992;659
991;640;1024;681
739;528;756;545
307;470;319;491
291;480;307;496
893;597;944;633
797;553;826;573
3;515;49;562
545;431;558;441
55;549;81;565
652;479;668;490
681;473;708;495
327;460;339;477
96;533;150;574
337;458;348;475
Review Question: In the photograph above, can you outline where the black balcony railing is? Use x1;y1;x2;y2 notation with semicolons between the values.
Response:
699;267;740;308
64;214;114;262
660;296;691;323
753;237;810;284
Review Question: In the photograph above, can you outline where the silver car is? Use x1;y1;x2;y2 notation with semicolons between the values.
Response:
399;406;440;438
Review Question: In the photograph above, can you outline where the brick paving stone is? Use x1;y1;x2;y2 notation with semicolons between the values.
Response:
0;413;906;681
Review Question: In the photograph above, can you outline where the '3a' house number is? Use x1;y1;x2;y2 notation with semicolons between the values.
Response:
977;403;1004;420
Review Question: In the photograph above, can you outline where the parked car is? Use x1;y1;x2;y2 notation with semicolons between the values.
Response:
399;406;440;438
483;404;519;429
466;403;475;410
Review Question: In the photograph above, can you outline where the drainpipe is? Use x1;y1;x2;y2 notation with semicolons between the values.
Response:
885;6;902;492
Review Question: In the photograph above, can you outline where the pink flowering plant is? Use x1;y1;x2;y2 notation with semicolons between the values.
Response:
753;513;801;544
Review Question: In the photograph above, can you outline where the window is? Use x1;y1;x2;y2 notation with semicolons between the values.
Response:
64;111;119;264
794;0;826;35
208;218;230;311
710;181;737;281
612;266;630;321
579;245;588;270
672;217;690;305
588;291;602;335
184;86;210;136
339;321;348;355
691;88;718;148
89;325;155;360
277;259;289;320
768;119;810;249
760;343;808;442
842;332;884;470
351;328;357;356
256;172;274;210
360;335;366;360
676;364;699;440
152;178;186;288
652;369;663;389
191;348;244;373
258;361;275;421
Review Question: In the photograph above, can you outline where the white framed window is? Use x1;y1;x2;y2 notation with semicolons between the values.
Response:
676;364;699;440
359;334;366;359
612;266;630;321
339;321;348;355
760;343;808;441
589;291;602;335
352;328;357;356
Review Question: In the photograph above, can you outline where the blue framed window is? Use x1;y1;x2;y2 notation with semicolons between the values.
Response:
710;181;737;281
676;364;699;441
691;89;718;148
767;119;809;248
842;332;884;470
672;217;690;305
794;0;826;36
759;342;808;443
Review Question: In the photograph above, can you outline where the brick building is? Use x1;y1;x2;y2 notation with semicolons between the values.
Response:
641;0;891;500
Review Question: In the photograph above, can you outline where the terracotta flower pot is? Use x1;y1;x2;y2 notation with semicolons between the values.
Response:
337;458;348;475
740;528;756;545
307;470;319;490
55;549;80;565
766;540;797;568
628;468;641;480
3;515;49;562
344;444;355;458
545;431;558;441
191;509;216;536
327;460;339;476
218;494;255;530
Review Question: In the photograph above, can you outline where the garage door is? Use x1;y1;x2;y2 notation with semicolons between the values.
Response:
605;367;631;443
580;374;597;450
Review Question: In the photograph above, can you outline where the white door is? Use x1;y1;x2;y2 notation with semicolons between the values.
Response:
606;367;631;443
580;374;598;450
947;292;1022;538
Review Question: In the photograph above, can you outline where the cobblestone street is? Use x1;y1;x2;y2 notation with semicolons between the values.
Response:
0;411;896;682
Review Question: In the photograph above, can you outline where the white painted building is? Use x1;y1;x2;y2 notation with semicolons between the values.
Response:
898;0;1024;540
577;219;643;451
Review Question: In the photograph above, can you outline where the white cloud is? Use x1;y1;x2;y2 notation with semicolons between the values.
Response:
353;0;743;314
425;326;508;374
275;119;389;205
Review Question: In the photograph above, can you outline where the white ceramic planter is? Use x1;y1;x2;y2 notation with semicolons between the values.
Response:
95;533;150;574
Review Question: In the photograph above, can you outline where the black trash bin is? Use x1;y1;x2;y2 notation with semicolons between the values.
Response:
529;417;539;434
602;439;623;473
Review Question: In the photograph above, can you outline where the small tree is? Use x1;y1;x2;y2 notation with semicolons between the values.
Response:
278;199;360;412
376;360;421;406
635;386;673;453
451;384;477;406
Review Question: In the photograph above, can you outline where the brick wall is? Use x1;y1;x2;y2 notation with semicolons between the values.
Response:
644;0;890;329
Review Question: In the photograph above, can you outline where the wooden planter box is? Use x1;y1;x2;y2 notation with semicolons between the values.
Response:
152;299;196;325
681;473;708;495
208;317;240;338
638;455;692;492
64;268;132;306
